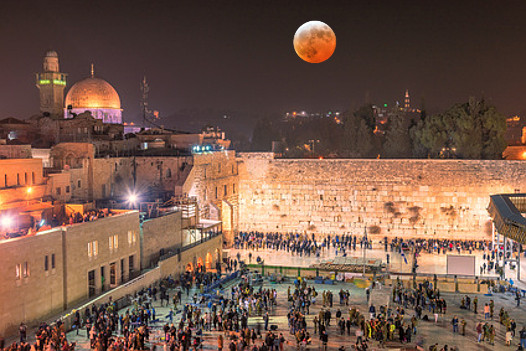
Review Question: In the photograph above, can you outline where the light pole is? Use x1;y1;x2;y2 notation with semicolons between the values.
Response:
363;226;367;277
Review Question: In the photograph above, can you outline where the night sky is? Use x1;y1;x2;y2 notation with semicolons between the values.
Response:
1;0;526;133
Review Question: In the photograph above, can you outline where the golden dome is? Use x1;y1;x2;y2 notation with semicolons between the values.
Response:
65;76;121;110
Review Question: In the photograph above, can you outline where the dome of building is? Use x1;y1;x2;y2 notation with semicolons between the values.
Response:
64;65;123;124
65;76;121;110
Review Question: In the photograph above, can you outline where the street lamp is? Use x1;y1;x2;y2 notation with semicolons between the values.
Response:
127;192;139;209
1;215;13;230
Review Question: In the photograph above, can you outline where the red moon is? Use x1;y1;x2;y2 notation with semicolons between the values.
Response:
293;21;336;63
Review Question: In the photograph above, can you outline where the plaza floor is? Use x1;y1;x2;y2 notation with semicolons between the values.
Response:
226;243;525;288
61;268;526;350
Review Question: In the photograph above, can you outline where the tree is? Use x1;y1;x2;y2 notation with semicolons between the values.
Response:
383;109;412;158
341;111;374;157
251;118;277;151
412;97;506;159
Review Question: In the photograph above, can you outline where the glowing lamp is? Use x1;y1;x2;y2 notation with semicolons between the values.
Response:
128;193;138;204
26;187;32;194
1;216;13;228
522;151;526;160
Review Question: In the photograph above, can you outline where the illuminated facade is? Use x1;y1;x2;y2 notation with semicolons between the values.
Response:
64;65;123;124
35;51;67;117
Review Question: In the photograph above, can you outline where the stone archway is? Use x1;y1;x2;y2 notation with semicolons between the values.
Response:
205;252;213;270
197;257;204;269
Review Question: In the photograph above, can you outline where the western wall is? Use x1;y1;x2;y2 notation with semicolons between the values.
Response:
236;153;526;240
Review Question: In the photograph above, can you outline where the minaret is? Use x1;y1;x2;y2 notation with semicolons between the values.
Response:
36;50;67;117
404;89;410;111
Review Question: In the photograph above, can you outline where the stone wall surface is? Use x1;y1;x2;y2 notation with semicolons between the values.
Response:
141;211;183;269
0;230;65;336
237;153;526;240
63;211;140;307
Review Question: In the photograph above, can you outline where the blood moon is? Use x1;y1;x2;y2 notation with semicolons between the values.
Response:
293;21;336;63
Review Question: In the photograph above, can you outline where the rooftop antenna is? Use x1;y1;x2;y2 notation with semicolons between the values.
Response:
140;76;160;128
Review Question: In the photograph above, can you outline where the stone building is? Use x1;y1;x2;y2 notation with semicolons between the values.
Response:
0;118;38;145
0;210;140;334
183;150;239;241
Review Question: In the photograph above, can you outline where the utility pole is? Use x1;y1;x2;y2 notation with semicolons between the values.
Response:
363;226;367;277
140;76;160;129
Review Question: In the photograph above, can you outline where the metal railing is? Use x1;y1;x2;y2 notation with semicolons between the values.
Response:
159;231;222;262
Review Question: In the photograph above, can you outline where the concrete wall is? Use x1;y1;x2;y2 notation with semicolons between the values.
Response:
237;153;526;240
141;211;183;269
63;211;140;307
0;229;65;336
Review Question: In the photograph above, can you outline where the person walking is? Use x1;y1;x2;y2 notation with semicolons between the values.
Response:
520;326;526;349
506;328;512;346
484;303;490;320
218;334;224;351
18;323;26;343
476;322;483;343
451;316;458;333
489;299;494;319
320;330;328;351
489;324;495;345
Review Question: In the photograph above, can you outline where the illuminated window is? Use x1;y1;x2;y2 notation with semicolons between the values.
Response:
15;264;21;279
23;262;29;278
110;235;118;250
88;241;98;257
128;231;136;245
